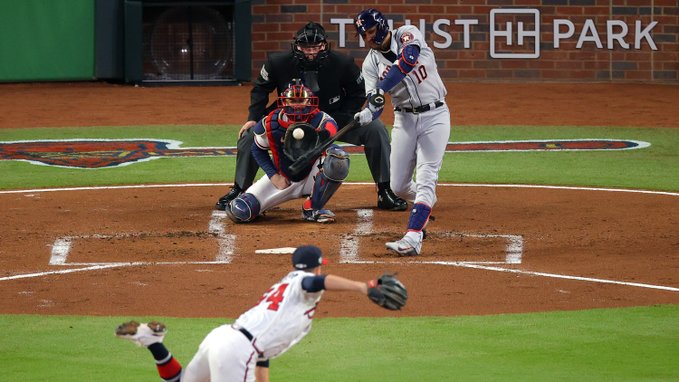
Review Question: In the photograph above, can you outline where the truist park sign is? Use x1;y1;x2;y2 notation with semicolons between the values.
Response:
331;8;658;59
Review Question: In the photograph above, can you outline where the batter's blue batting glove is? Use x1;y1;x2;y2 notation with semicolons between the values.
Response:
367;89;385;112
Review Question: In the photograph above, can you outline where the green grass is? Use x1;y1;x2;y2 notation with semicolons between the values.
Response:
1;306;678;381
1;124;677;191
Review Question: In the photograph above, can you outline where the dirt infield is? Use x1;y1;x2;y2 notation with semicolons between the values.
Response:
0;82;678;318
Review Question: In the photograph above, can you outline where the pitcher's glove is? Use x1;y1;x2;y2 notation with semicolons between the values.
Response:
283;122;320;161
367;273;408;310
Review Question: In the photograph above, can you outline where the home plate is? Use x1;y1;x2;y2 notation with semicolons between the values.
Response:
255;247;297;255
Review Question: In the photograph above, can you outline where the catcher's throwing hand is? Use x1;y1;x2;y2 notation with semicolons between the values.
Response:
270;173;291;190
367;273;408;310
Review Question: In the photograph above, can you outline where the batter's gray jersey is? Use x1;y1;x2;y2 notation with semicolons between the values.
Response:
361;25;447;108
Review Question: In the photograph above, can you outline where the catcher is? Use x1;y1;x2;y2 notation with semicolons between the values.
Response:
115;245;407;382
225;81;349;224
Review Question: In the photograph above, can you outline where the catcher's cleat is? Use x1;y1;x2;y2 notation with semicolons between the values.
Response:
385;233;422;256
377;188;408;211
115;320;167;347
302;208;336;223
215;185;243;211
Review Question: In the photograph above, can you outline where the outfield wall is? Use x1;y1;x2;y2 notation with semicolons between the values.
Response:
0;0;676;83
251;0;678;83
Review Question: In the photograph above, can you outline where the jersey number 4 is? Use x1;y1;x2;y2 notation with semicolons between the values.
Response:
259;283;289;311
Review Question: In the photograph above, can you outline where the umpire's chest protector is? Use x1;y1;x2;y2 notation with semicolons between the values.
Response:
270;52;348;115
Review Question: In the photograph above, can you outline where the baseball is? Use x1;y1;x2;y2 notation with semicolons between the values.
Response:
292;128;305;140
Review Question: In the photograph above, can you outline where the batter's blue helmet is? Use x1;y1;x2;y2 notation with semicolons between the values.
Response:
354;8;389;45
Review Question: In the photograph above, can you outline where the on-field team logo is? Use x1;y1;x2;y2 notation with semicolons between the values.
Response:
0;139;650;169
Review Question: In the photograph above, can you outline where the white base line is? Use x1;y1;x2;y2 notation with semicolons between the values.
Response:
0;264;129;281
347;260;679;292
0;261;232;282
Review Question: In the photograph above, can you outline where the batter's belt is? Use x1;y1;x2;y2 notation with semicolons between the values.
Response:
394;101;444;114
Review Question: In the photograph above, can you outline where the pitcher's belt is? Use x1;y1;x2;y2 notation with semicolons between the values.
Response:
232;324;253;341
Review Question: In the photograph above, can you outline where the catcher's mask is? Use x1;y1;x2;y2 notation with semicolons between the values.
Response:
277;83;319;122
354;8;389;45
292;22;330;69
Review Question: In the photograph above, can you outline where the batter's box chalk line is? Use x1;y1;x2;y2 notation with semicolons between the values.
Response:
338;210;679;293
3;210;677;292
339;208;522;265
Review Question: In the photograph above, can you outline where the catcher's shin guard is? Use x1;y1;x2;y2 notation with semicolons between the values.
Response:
226;193;261;223
309;146;349;210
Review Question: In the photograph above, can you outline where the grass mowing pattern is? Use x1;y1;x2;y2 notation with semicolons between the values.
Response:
1;306;677;381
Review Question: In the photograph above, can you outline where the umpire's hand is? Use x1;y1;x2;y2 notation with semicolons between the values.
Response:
239;120;257;138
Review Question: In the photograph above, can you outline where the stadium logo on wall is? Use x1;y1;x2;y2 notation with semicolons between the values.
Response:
336;9;659;58
0;139;650;169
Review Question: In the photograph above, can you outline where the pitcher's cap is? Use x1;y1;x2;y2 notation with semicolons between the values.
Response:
292;245;327;270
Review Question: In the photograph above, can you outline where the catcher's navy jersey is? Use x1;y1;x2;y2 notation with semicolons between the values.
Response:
253;109;337;182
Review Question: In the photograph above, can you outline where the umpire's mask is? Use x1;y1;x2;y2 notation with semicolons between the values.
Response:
292;22;330;69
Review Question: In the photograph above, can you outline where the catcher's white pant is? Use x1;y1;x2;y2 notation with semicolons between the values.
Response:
390;104;451;207
248;158;321;212
181;325;257;382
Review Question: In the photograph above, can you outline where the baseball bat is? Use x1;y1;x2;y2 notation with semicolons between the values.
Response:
288;119;358;176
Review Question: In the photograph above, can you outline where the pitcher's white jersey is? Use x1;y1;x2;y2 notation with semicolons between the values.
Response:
234;270;323;359
361;25;446;108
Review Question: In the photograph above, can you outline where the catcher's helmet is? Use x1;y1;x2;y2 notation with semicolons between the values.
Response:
292;22;329;69
354;8;389;45
277;81;319;122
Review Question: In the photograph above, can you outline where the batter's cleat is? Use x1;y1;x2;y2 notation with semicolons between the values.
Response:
115;320;167;347
386;234;422;256
377;188;408;211
302;208;336;223
215;185;243;211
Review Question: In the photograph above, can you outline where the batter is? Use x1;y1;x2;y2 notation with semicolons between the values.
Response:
354;8;452;256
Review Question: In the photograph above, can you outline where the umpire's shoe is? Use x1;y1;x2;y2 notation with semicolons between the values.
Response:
115;320;166;347
377;188;408;211
215;185;243;211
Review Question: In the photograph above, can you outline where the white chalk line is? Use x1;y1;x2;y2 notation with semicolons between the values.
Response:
339;209;373;263
209;210;234;263
347;260;679;292
1;184;676;292
1;182;677;197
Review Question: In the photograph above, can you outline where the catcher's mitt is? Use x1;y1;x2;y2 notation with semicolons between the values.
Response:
367;273;408;310
283;123;319;161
